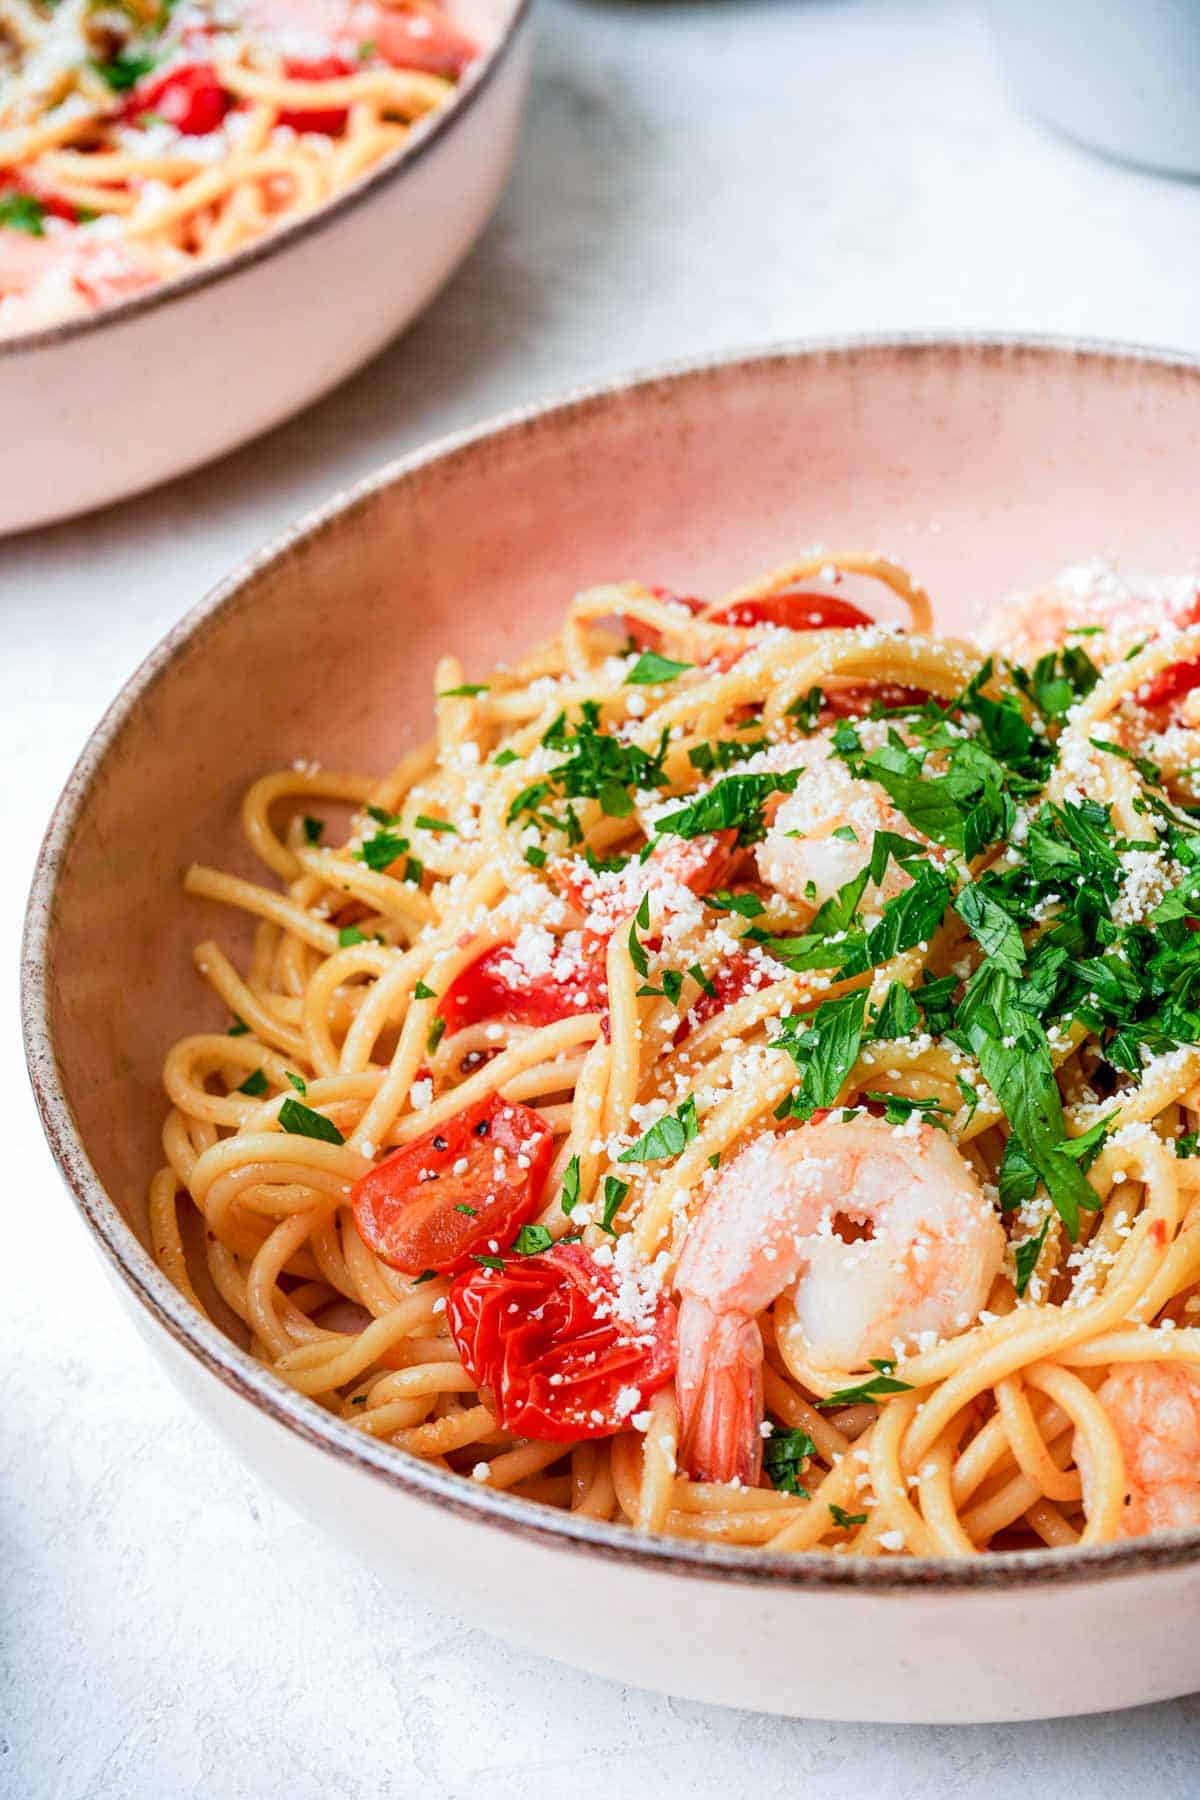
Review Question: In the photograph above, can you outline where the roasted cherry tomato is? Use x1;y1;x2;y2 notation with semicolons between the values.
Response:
448;1243;677;1439
1137;660;1200;711
553;829;740;921
683;948;777;1036
127;63;232;135
707;590;874;631
352;1092;553;1275
621;586;709;650
279;57;355;134
439;938;609;1033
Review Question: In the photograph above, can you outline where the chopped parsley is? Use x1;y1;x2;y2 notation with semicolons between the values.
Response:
285;1071;307;1096
600;1175;629;1234
414;814;456;834
338;925;367;947
818;1359;913;1408
94;51;158;91
625;650;692;685
354;828;408;871
0;193;46;235
560;1154;581;1216
413;980;437;1000
828;1504;868;1529
618;1096;698;1163
654;770;801;847
513;1224;553;1255
1013;1219;1051;1297
439;683;489;697
302;815;324;845
278;1098;344;1145
762;1426;815;1497
237;1068;268;1097
228;1014;250;1037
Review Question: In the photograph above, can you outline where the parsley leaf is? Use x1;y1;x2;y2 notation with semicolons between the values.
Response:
828;1503;868;1529
237;1068;268;1097
513;1224;553;1254
439;683;489;697
561;1154;581;1216
0;193;46;235
762;1426;815;1497
278;1098;344;1145
818;1359;913;1408
773;988;869;1118
600;1175;629;1233
618;1097;699;1163
625;650;693;685
338;925;367;947
355;828;409;871
302;815;324;844
1013;1219;1051;1297
655;770;801;847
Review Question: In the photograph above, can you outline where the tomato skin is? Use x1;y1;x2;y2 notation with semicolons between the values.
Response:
620;586;708;650
439;939;608;1033
1138;659;1200;711
708;590;874;631
127;64;232;135
685;948;776;1034
352;1093;553;1276
448;1244;677;1439
279;56;355;133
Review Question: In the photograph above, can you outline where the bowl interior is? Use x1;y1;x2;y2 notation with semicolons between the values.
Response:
29;335;1200;1481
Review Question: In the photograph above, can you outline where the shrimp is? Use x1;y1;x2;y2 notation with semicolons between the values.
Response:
755;728;925;909
240;0;477;76
1082;1363;1200;1538
983;566;1200;667
675;1114;1004;1485
0;228;171;335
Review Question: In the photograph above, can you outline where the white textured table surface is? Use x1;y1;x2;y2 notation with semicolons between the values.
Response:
6;2;1200;1793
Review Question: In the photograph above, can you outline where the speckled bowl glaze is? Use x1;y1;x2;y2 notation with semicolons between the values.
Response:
23;338;1200;1723
0;0;531;537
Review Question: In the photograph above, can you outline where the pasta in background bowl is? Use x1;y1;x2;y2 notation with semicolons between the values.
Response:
0;0;530;532
23;339;1200;1723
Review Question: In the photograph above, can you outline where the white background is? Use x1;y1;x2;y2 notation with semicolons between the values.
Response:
5;1;1200;1793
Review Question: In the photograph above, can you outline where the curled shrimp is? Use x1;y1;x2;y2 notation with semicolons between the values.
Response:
1081;1363;1200;1538
674;1114;1005;1485
983;566;1200;666
755;729;927;909
0;228;171;335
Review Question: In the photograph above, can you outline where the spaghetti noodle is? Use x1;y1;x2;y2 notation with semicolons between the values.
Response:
0;0;477;335
150;556;1200;1557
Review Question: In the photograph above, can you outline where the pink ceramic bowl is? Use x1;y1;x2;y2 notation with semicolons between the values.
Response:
23;337;1200;1723
0;0;531;537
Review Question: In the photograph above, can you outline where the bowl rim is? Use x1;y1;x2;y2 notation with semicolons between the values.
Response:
23;329;1200;1594
0;0;531;365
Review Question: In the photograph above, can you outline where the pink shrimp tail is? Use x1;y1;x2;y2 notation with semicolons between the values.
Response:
676;1296;764;1486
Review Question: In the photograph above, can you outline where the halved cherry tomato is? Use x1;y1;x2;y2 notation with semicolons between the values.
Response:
439;938;609;1033
1138;660;1200;711
553;829;740;921
621;586;709;650
279;57;355;134
684;948;777;1035
352;1092;553;1275
127;63;232;135
448;1243;677;1439
707;590;874;631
